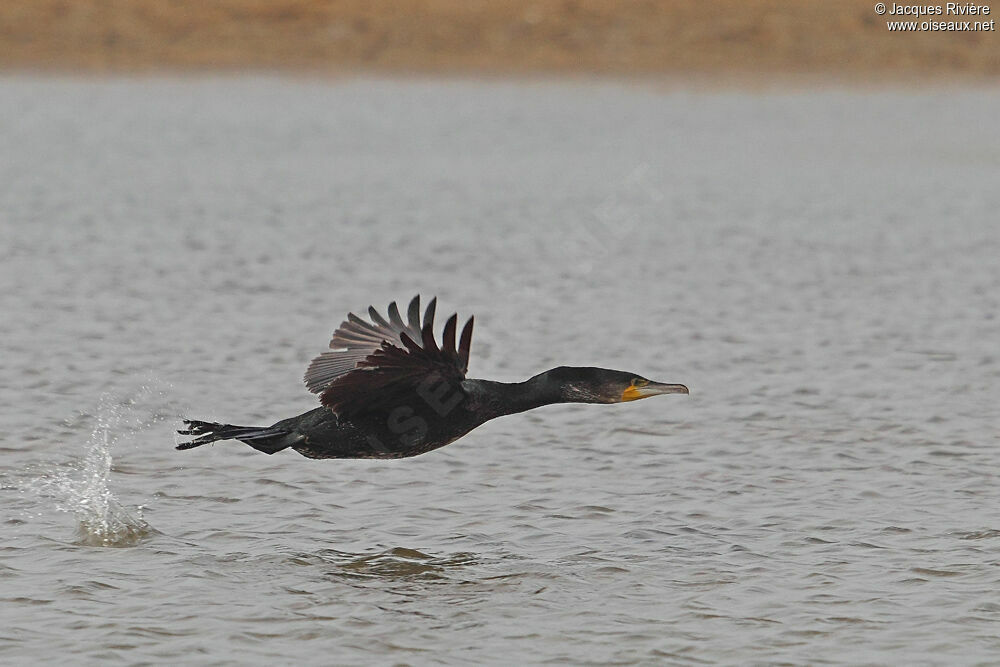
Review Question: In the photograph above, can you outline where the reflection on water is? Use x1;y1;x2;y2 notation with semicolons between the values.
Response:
294;547;479;581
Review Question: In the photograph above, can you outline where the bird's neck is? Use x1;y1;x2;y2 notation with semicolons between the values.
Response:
462;374;569;422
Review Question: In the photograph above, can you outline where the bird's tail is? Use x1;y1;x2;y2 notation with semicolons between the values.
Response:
176;420;291;454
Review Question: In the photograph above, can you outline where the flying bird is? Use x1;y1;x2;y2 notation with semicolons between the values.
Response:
177;296;688;459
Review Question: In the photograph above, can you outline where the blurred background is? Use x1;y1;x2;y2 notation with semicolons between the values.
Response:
2;0;997;77
3;3;1000;666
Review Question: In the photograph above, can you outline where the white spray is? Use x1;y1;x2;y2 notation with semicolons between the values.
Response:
31;389;165;547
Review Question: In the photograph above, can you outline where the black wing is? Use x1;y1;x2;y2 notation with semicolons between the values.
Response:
304;296;474;417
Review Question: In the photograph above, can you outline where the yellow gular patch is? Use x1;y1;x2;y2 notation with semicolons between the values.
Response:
622;385;644;402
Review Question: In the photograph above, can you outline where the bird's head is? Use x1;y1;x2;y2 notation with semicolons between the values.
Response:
536;366;689;404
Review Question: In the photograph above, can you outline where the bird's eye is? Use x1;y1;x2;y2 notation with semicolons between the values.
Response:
631;378;649;388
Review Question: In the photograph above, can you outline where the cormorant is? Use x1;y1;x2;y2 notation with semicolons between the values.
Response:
177;296;688;459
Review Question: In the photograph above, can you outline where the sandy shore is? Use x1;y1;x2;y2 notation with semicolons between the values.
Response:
2;0;998;77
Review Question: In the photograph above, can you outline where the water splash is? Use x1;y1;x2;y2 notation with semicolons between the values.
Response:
31;388;167;548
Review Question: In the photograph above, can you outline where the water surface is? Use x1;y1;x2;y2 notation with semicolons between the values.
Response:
1;77;999;664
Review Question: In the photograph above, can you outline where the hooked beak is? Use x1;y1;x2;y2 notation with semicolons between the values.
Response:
622;381;690;401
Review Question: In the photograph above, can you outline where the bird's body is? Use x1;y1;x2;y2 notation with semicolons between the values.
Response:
178;297;688;459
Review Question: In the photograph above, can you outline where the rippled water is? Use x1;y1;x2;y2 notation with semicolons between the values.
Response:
2;77;999;664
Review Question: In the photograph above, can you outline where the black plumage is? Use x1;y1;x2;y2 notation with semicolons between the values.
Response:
177;296;688;459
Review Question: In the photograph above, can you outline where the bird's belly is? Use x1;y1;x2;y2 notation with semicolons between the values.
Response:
292;410;480;459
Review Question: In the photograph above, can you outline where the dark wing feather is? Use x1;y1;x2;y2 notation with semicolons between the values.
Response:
458;316;474;374
304;295;425;394
303;296;475;418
